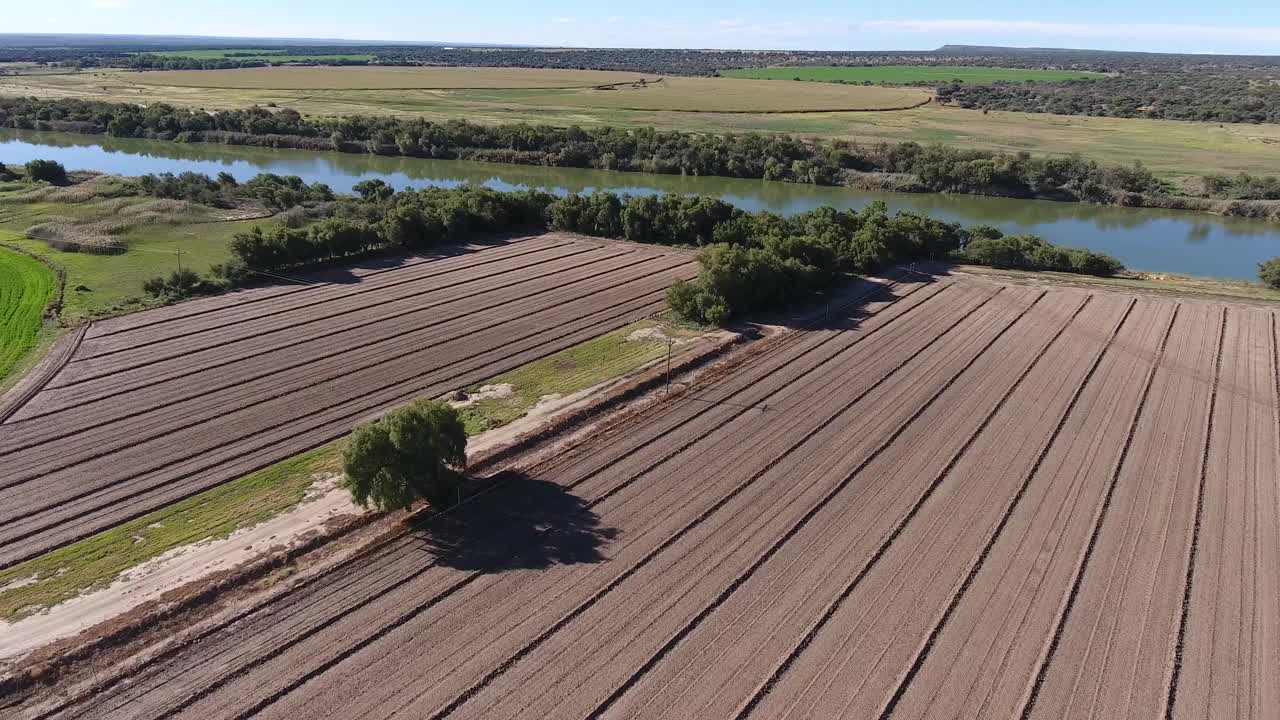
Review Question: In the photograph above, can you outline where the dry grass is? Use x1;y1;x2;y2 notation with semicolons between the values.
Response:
494;76;930;112
130;66;653;90
113;67;929;112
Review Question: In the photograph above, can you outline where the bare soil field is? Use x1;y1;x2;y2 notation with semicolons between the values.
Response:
0;233;696;569
12;272;1275;720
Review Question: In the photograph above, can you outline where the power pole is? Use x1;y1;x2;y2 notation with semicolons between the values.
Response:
665;338;674;394
176;249;183;274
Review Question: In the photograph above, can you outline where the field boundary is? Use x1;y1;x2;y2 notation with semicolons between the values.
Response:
601;95;932;115
0;326;85;425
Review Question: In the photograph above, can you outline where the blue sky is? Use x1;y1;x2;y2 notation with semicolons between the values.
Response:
10;0;1280;54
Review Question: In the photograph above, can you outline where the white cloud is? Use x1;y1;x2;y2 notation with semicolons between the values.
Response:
550;17;576;25
90;0;127;8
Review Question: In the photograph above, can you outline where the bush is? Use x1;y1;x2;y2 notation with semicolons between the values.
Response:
960;232;1124;276
25;159;68;185
1260;257;1280;289
141;268;207;299
341;399;468;512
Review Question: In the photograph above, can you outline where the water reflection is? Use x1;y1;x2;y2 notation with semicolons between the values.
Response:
2;128;1278;279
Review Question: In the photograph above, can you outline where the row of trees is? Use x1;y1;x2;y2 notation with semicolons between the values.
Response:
960;228;1125;275
9;97;1273;212
206;181;1120;325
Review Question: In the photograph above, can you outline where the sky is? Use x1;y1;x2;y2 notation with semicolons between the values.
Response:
10;0;1280;55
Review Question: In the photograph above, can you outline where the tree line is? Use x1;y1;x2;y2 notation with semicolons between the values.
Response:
155;179;1123;325
5;97;1279;219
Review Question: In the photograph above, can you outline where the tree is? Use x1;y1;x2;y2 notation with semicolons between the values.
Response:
1261;257;1280;290
342;399;468;512
352;178;394;202
25;159;67;185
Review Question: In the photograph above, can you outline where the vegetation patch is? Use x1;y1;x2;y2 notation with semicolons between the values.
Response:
453;320;701;435
722;65;1102;85
0;444;342;620
0;179;272;323
0;245;55;384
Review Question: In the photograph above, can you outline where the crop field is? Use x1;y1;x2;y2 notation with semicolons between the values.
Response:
122;66;929;112
0;246;54;384
6;68;1279;178
722;65;1103;84
17;273;1277;720
145;49;374;62
0;234;696;568
131;66;658;89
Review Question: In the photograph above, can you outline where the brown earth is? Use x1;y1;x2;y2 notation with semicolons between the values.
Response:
0;233;696;568
9;273;1277;720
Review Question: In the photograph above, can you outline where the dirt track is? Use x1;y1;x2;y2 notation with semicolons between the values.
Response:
0;234;696;568
11;273;1278;720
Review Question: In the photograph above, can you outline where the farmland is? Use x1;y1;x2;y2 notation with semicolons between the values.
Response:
15;272;1276;720
145;49;374;63
0;234;697;568
5;67;1279;179
0;246;54;384
722;65;1103;84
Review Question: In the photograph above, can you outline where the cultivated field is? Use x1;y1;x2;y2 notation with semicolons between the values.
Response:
723;65;1102;83
124;66;929;112
16;273;1276;720
131;66;654;89
5;68;1278;178
0;234;696;568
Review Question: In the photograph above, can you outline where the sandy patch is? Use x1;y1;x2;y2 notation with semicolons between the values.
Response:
0;477;364;663
625;326;691;344
447;383;514;409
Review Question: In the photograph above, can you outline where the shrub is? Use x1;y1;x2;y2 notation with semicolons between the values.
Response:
25;159;68;185
1260;257;1280;289
342;399;468;512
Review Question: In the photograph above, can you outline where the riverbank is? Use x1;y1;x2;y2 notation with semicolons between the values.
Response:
4;128;1278;280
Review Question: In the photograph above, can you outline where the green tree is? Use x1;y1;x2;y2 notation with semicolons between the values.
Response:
342;400;468;512
25;159;67;185
1260;257;1280;290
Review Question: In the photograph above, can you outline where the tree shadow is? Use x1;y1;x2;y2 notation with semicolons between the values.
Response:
744;267;948;333
403;471;618;573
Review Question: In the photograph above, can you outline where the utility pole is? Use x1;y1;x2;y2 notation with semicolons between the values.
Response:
176;249;183;274
665;338;674;394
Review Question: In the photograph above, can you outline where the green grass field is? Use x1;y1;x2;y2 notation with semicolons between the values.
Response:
0;185;269;323
722;65;1103;84
144;48;374;63
0;245;54;384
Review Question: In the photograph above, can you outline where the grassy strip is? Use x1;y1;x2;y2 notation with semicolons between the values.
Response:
0;319;701;619
455;319;701;435
0;245;55;384
0;445;341;620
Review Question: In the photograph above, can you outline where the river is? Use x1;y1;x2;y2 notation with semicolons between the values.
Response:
3;128;1278;280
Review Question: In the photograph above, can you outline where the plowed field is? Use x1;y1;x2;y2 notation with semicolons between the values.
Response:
0;234;696;568
13;274;1278;720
